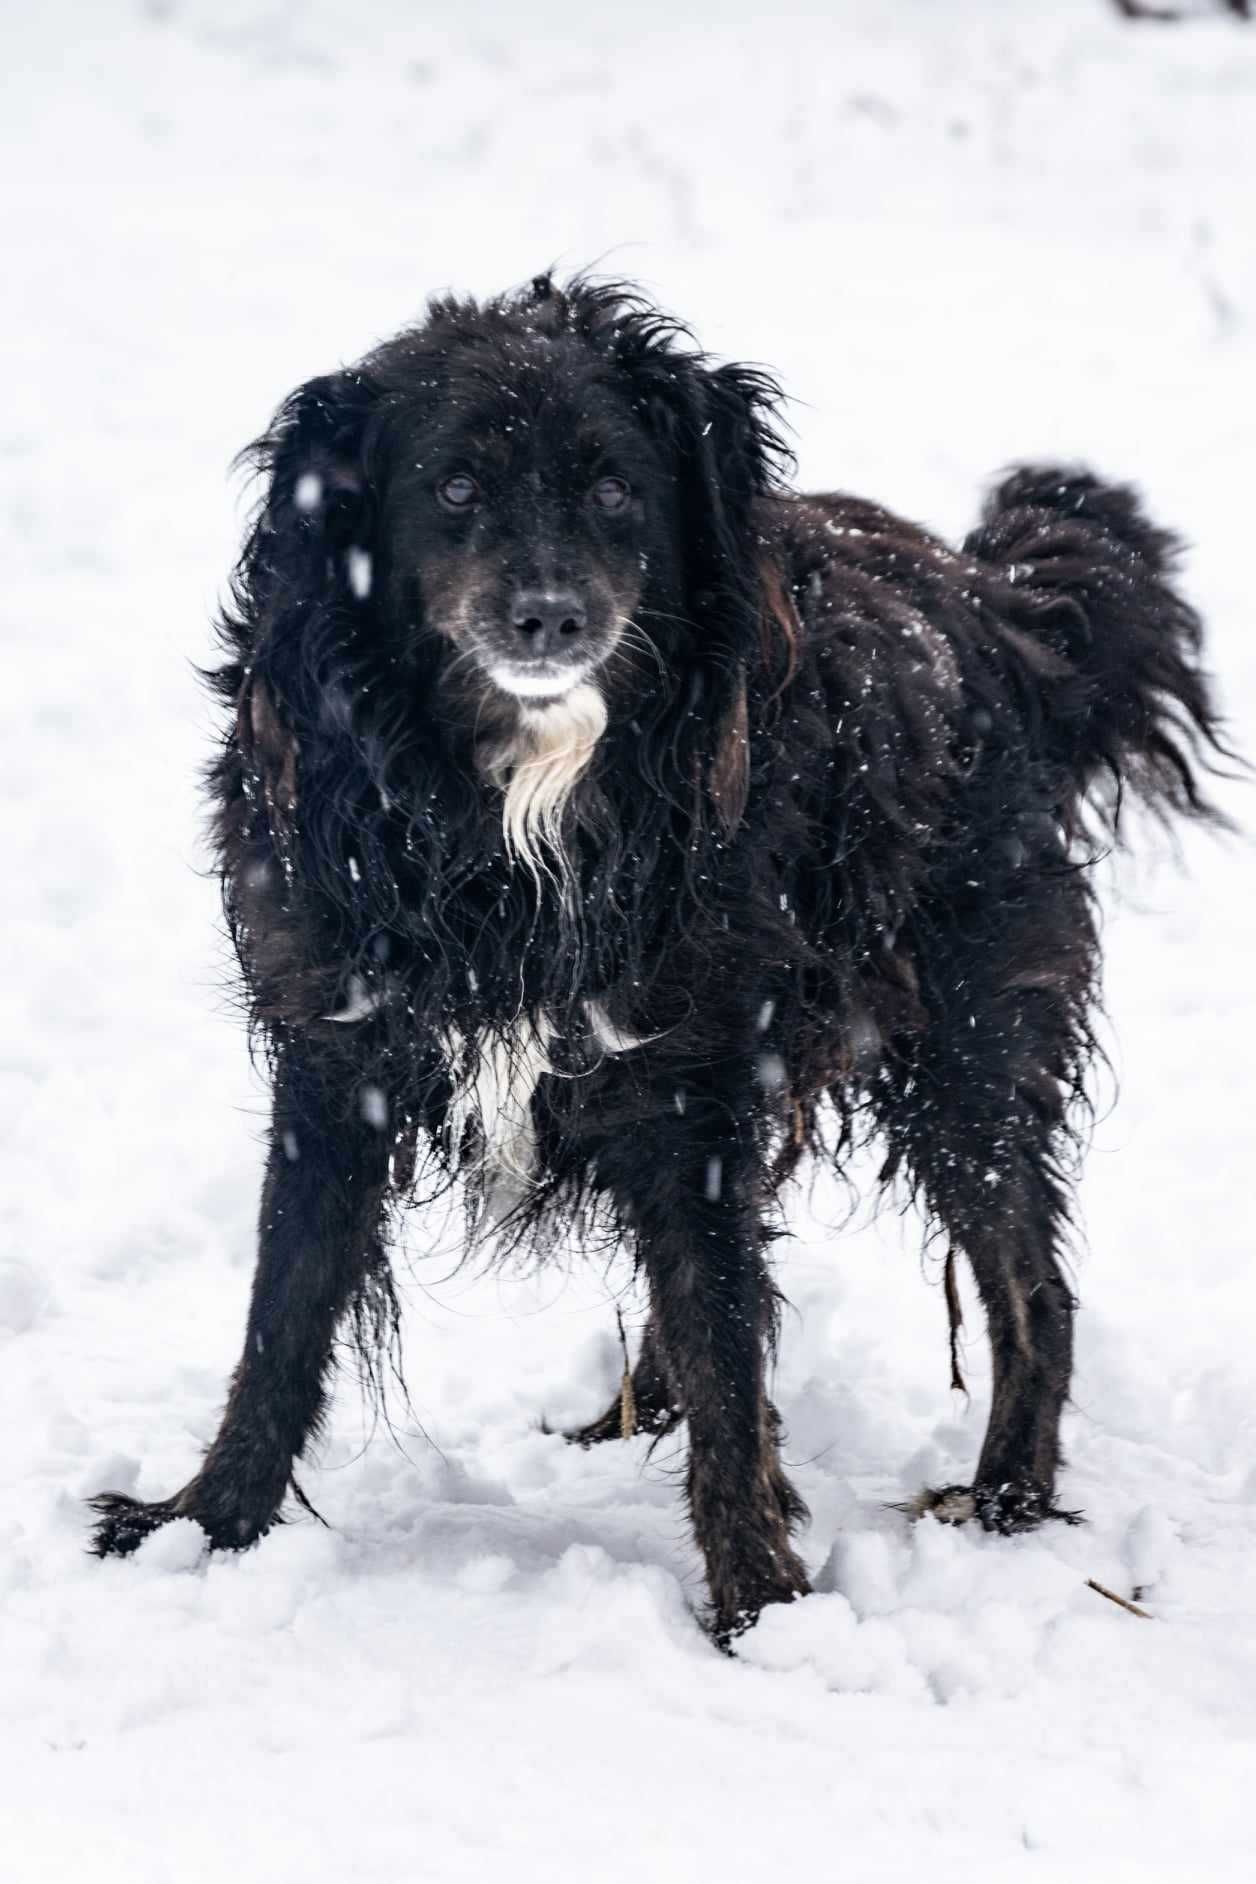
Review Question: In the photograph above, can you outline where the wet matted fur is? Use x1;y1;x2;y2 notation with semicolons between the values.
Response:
90;275;1225;1644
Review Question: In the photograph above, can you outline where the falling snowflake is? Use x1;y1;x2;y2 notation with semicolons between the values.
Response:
346;547;372;599
294;472;323;512
755;1053;787;1090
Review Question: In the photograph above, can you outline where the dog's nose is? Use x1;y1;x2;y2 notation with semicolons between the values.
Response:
510;589;587;656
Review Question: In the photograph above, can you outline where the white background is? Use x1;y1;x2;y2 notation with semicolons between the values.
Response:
2;3;1253;1878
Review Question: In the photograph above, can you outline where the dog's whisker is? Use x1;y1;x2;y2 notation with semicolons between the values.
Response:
614;619;669;684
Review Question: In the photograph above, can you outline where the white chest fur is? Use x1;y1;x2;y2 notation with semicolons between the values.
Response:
442;1013;557;1182
486;682;607;885
443;999;651;1185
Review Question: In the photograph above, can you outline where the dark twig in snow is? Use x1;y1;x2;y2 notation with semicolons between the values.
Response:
1086;1578;1153;1619
615;1306;637;1441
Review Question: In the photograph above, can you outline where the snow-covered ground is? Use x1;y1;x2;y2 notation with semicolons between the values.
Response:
3;3;1254;1877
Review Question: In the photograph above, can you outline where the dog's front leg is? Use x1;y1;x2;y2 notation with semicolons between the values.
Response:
91;1050;390;1557
600;1089;810;1645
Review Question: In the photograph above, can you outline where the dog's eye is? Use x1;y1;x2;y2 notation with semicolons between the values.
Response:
591;476;630;513
437;474;480;512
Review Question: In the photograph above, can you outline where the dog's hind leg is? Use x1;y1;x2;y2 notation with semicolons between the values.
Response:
907;1157;1080;1536
562;1315;797;1474
90;1050;390;1557
877;881;1093;1534
595;1080;810;1644
563;1316;683;1446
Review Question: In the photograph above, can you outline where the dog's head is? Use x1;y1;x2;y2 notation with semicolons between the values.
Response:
239;277;790;730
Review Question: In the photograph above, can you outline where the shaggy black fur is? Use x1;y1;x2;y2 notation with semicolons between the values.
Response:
1113;1;1250;21
90;275;1225;1644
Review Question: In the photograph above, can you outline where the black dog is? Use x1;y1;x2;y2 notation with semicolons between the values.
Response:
91;275;1222;1642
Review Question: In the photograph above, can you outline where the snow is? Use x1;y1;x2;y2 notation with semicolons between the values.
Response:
3;2;1254;1879
346;546;373;600
294;472;323;513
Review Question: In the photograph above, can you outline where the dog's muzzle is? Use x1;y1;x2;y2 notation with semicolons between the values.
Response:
489;586;601;698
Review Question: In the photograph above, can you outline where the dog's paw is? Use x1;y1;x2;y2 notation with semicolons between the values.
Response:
88;1491;183;1558
904;1482;1083;1534
89;1481;280;1558
707;1545;813;1653
560;1409;625;1447
557;1393;683;1448
709;1580;811;1655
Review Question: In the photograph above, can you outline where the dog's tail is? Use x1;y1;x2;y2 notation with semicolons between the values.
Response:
964;465;1230;833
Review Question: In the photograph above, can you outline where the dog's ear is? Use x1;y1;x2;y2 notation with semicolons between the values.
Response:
227;369;381;829
261;368;380;566
708;668;750;836
238;368;383;645
641;355;785;834
643;357;780;599
237;670;299;859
